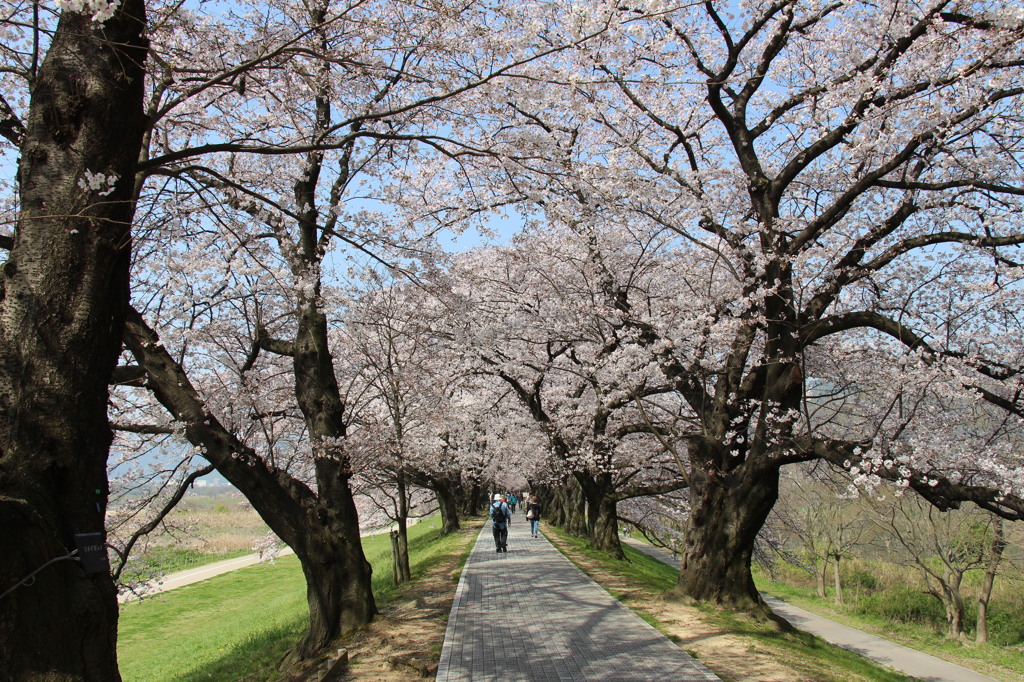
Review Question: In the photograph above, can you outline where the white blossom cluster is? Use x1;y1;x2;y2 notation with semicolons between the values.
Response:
54;0;121;23
77;169;118;196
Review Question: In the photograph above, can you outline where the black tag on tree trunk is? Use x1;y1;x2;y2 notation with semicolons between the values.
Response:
73;533;110;576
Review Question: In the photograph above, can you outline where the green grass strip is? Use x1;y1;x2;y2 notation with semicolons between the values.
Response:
756;569;1024;680
119;515;448;682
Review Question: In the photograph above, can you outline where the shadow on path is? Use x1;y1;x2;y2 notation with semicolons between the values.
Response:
437;520;718;682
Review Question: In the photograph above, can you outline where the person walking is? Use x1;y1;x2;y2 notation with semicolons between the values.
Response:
490;494;511;552
508;493;517;514
526;497;541;538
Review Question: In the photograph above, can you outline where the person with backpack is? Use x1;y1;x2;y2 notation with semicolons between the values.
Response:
490;493;511;552
508;493;517;513
525;497;541;538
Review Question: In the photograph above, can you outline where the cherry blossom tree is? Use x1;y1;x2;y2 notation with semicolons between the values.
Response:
342;275;455;578
344;275;544;535
412;382;534;530
0;0;148;677
116;0;606;663
475;0;1024;615
438;226;692;558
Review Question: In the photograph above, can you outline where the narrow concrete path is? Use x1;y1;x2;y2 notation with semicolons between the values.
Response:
119;517;421;603
436;519;718;682
118;550;295;603
623;538;999;682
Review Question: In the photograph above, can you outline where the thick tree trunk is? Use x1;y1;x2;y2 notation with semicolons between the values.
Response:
460;480;484;517
579;473;624;559
290;501;377;659
672;437;779;614
289;296;378;653
123;308;375;664
587;495;622;559
0;4;147;680
406;468;461;534
435;481;461;535
546;484;567;526
231;477;376;660
548;476;587;537
196;454;376;662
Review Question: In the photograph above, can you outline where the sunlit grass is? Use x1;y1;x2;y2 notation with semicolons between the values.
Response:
118;553;307;682
756;564;1024;681
118;514;451;682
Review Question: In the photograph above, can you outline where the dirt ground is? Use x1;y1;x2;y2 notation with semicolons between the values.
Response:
320;521;483;681
298;521;890;682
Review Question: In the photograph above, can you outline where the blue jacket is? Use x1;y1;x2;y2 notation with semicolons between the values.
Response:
491;501;511;528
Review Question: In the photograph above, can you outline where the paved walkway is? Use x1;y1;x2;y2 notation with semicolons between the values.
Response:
436;519;718;681
623;538;1000;682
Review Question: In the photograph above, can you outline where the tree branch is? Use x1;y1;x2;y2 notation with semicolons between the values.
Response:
122;305;317;518
111;422;177;435
259;334;296;357
0;92;25;146
110;365;147;386
612;479;689;502
819;438;1024;521
111;464;215;581
801;310;932;350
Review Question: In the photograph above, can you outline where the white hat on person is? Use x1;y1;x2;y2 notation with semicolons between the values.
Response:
494;493;502;501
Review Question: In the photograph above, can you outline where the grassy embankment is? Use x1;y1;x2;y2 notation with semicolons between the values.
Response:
118;513;461;682
756;560;1024;682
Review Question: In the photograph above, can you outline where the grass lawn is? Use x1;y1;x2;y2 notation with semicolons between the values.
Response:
118;515;449;682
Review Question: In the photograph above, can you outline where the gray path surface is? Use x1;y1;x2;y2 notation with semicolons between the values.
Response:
436;519;719;682
118;518;420;604
623;538;1000;682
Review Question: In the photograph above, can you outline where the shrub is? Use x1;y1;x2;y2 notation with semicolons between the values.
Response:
983;605;1024;646
845;567;878;592
858;586;944;628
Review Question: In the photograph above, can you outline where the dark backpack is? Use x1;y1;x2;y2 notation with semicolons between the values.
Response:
491;502;506;526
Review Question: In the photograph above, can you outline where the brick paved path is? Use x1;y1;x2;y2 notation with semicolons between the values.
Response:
436;518;719;681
